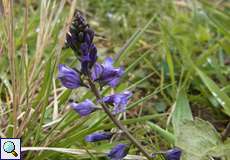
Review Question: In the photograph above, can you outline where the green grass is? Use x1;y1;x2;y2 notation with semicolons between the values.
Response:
0;0;229;159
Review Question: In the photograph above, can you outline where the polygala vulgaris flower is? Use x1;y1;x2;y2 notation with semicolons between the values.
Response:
58;64;81;89
152;148;182;160
70;99;99;116
163;148;182;160
91;57;124;88
107;144;129;160
102;91;132;114
85;132;113;142
80;42;97;74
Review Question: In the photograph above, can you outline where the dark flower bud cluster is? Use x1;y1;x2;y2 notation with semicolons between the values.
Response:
65;11;97;74
65;11;93;54
58;11;182;160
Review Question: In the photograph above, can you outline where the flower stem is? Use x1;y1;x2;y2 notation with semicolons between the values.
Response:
87;78;153;160
221;121;230;141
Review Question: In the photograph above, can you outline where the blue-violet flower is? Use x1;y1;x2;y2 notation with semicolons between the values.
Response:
58;64;81;89
85;132;113;142
107;144;129;160
70;99;99;116
163;148;182;160
91;57;124;88
102;91;132;114
80;42;97;74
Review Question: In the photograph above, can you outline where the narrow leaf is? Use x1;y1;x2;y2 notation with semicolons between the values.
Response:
195;67;230;116
172;89;193;133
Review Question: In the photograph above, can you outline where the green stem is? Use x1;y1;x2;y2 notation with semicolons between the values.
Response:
221;121;230;141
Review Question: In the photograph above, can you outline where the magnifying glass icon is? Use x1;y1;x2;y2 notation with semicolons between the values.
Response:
3;141;18;157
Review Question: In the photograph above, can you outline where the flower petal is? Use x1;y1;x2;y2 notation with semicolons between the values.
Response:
103;57;113;68
91;57;124;87
102;91;132;114
70;99;98;116
91;63;104;80
107;144;129;160
58;64;81;89
85;132;112;142
164;148;182;160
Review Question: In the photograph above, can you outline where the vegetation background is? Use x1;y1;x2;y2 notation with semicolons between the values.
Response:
0;0;229;159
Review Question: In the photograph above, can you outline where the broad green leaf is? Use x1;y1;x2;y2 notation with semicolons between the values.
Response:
195;67;230;116
176;118;223;160
208;140;230;158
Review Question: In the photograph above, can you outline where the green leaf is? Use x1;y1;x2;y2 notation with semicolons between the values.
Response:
176;118;223;160
172;89;193;134
161;23;177;95
147;121;175;144
208;139;230;158
195;67;230;116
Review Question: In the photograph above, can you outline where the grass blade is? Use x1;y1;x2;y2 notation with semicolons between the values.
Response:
115;14;157;64
195;67;230;116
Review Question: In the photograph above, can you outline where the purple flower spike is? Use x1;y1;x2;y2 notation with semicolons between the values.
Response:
85;132;113;142
65;11;94;55
102;91;132;114
80;43;97;74
83;28;94;45
58;64;81;89
91;57;124;88
70;99;98;116
164;148;182;160
107;144;129;160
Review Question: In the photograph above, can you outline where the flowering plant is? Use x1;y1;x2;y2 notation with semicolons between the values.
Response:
59;11;182;160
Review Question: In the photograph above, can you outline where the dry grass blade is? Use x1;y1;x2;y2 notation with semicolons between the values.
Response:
2;0;19;137
52;77;59;120
17;0;68;137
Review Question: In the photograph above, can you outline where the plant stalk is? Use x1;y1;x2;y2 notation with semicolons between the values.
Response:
87;77;153;160
3;0;18;137
221;121;230;141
